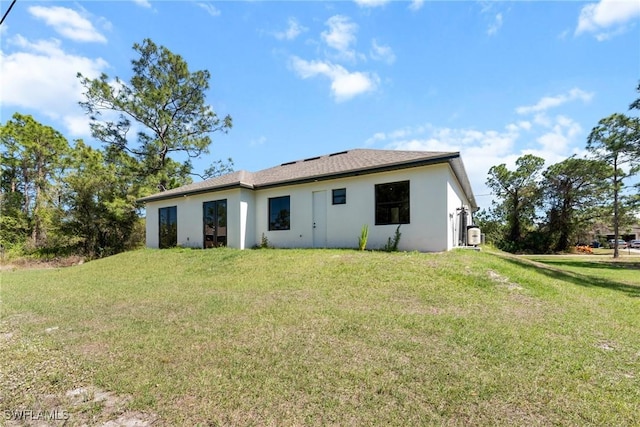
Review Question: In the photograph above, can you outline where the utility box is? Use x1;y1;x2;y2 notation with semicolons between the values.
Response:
467;226;481;246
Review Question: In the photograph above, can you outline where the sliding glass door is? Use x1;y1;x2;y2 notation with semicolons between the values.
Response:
203;200;227;248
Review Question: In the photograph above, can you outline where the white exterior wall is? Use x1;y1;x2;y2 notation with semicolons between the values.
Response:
446;168;474;249
145;188;249;249
254;164;455;252
145;162;473;252
145;204;161;249
238;188;255;250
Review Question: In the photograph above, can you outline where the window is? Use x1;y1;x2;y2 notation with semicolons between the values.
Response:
159;206;177;248
203;200;227;248
375;181;410;225
269;196;290;230
332;188;346;205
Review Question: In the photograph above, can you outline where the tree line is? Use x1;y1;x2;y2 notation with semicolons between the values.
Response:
478;85;640;258
0;39;232;259
1;38;638;260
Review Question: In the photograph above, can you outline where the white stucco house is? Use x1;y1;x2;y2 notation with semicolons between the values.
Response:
139;149;478;252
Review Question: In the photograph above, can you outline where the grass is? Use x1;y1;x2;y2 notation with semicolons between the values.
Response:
1;248;639;426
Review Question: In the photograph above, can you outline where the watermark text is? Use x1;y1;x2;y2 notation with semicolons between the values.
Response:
4;409;70;421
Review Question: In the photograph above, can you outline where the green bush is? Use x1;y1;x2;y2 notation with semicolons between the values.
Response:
382;225;402;252
358;224;369;251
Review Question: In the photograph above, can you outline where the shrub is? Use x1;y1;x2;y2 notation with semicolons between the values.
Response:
358;224;369;251
382;225;402;252
253;233;271;249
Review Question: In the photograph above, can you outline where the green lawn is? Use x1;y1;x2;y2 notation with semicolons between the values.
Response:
1;248;639;426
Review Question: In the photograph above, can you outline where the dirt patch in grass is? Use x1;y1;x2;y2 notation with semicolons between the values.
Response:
0;320;157;426
65;386;157;427
484;269;558;323
487;269;523;291
3;385;157;426
78;341;111;358
0;256;85;271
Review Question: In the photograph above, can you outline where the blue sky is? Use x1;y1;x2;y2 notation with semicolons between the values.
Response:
1;0;639;205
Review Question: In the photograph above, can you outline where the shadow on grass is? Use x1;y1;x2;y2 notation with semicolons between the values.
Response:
498;255;640;298
537;259;640;270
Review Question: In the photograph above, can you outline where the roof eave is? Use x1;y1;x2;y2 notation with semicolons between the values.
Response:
447;156;478;211
137;181;254;203
137;151;478;208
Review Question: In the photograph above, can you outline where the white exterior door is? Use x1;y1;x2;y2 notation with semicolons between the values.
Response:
312;191;327;248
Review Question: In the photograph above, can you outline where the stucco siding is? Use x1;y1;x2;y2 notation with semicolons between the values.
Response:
238;188;255;250
145;204;161;249
446;166;474;249
144;160;473;252
145;189;244;249
253;164;452;252
407;164;450;252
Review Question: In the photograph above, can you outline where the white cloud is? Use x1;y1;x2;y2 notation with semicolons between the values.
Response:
383;125;521;197
558;29;571;40
479;1;495;15
197;3;221;17
518;121;532;131
290;56;379;102
354;0;391;7
364;132;387;146
533;113;553;127
365;110;587;200
275;18;307;41
322;15;358;60
28;6;106;43
537;132;568;154
370;39;395;64
487;13;503;36
536;115;583;155
132;0;152;8
365;125;428;145
576;0;640;39
287;14;388;102
594;25;629;41
250;136;267;147
0;35;109;137
516;88;593;115
62;114;94;137
409;0;425;12
556;115;582;138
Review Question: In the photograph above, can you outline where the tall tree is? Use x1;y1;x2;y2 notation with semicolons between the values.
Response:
541;157;610;252
628;80;640;112
486;154;545;252
62;141;143;257
627;80;640;203
78;38;232;192
0;152;29;249
0;113;70;249
586;113;640;258
473;208;505;248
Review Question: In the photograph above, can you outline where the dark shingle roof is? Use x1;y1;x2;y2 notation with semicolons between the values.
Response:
139;149;477;208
